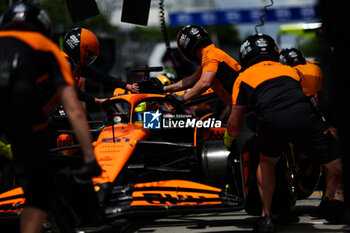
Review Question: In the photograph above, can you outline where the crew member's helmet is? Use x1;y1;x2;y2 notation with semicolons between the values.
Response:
238;33;279;69
0;2;52;37
279;48;306;67
63;27;99;66
177;24;212;64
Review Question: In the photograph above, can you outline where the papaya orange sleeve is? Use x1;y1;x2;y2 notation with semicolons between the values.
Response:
231;78;242;105
0;31;74;86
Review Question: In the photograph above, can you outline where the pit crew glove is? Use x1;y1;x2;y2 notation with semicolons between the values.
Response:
223;129;237;150
76;159;102;180
0;141;13;160
166;93;185;104
151;78;166;94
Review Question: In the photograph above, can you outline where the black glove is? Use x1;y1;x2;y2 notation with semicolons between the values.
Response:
165;94;186;113
138;79;164;94
166;93;185;103
151;78;166;94
76;159;102;180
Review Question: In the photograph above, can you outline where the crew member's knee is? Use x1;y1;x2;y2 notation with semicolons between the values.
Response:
259;153;280;167
324;157;342;178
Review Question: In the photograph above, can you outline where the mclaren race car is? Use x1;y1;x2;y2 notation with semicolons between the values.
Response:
0;77;321;232
0;83;248;231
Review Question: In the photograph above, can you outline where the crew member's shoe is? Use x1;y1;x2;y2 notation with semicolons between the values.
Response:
253;214;274;233
324;199;349;224
313;196;330;218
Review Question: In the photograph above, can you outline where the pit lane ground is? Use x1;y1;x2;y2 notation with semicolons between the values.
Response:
122;192;350;233
2;192;349;232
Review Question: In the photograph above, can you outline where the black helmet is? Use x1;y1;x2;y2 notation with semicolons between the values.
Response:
177;24;212;63
0;2;52;37
279;48;306;67
63;27;99;66
239;33;279;69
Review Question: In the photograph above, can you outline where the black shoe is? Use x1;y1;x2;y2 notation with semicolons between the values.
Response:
324;199;349;224
313;196;330;218
253;214;274;233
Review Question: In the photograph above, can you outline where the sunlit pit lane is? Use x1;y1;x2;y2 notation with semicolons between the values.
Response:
118;192;350;233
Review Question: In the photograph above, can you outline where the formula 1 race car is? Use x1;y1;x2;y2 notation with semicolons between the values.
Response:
0;81;247;231
0;76;322;232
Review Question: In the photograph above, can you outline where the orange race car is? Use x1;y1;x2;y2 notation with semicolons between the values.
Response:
0;76;321;232
0;78;246;230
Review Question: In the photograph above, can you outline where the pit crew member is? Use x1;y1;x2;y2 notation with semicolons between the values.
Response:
279;48;322;98
279;47;344;222
163;24;241;106
0;3;101;233
224;34;343;232
63;27;139;105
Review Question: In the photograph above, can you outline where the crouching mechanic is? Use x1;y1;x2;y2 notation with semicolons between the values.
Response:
0;3;101;233
279;48;345;222
223;34;343;232
279;48;322;98
163;24;241;107
63;27;139;105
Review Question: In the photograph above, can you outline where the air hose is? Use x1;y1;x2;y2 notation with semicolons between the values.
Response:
159;0;180;78
255;0;274;33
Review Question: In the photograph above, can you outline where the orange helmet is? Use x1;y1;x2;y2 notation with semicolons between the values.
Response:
63;27;99;66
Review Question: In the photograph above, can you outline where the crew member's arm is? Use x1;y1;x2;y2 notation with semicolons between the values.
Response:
164;72;200;92
183;71;215;101
226;105;247;136
76;89;107;105
80;65;139;93
76;88;95;106
59;84;95;163
224;105;246;150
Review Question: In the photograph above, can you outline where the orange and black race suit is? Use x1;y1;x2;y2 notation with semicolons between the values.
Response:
232;61;336;163
294;61;323;98
232;61;306;115
195;44;241;106
0;31;74;211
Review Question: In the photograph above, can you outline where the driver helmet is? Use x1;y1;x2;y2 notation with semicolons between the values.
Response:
134;102;148;123
0;2;52;37
177;24;212;64
279;48;306;67
63;27;99;66
135;102;148;112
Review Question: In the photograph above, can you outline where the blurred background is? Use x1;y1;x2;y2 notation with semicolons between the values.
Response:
0;0;321;110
